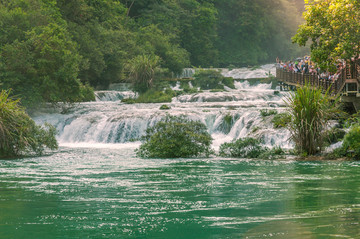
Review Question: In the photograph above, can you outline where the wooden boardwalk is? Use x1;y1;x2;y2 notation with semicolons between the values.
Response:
276;64;360;111
276;68;349;95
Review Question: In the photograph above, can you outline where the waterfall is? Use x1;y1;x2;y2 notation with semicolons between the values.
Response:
95;91;137;102
33;75;292;150
176;64;276;80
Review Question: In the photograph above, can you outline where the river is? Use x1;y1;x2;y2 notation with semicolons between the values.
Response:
1;65;360;238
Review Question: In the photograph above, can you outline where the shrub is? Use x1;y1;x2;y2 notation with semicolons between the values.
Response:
136;89;175;103
183;87;199;94
258;146;286;160
0;90;58;158
340;125;360;159
219;137;267;158
219;137;286;159
260;109;278;118
272;113;291;128
180;80;192;90
193;69;224;90
325;127;346;145
121;98;136;104
160;105;171;110
227;64;236;71
136;115;213;158
285;83;339;155
222;77;236;89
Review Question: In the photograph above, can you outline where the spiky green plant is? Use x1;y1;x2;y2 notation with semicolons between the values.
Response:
0;90;58;158
285;84;339;155
126;55;160;93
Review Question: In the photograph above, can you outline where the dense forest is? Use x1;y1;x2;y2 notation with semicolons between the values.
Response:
0;0;306;107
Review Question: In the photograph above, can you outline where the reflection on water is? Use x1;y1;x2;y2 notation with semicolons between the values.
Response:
1;147;360;238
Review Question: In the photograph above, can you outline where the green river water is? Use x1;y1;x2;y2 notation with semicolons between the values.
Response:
1;146;359;238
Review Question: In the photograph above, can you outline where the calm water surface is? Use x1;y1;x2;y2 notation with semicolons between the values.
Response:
1;146;360;238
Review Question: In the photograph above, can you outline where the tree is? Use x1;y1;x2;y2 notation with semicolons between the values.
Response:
136;115;213;158
0;23;84;106
0;0;94;107
179;0;219;67
293;0;360;70
137;25;190;74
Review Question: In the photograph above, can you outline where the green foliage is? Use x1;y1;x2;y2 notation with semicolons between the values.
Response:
219;137;286;159
325;127;346;145
179;1;219;66
338;125;360;159
215;0;306;67
272;112;291;129
178;80;199;94
78;83;96;102
135;89;175;103
222;77;235;89
260;109;278;118
293;0;360;70
258;146;286;160
121;98;136;104
137;25;190;74
285;84;339;155
193;69;225;90
184;88;200;94
160;105;171;110
219;114;237;134
136;115;213;158
0;1;94;108
0;0;306;107
227;64;236;70
126;55;160;94
219;137;267;158
328;124;360;160
0;90;58;158
210;89;225;93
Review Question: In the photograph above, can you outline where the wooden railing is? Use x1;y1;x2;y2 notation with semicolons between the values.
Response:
276;67;347;96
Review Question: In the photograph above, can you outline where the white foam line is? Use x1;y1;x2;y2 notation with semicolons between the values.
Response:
60;142;141;149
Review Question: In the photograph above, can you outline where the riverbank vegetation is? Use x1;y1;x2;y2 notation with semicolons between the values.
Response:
0;0;306;108
291;0;360;159
0;90;58;158
219;137;285;160
285;84;339;156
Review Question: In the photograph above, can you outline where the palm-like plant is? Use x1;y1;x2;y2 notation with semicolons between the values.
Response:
285;84;339;155
0;90;58;158
0;90;20;152
126;55;160;93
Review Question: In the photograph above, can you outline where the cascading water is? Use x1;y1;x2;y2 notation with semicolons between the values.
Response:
95;91;137;101
32;66;292;150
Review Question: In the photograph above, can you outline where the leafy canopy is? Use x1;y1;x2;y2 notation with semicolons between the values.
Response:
293;0;360;69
